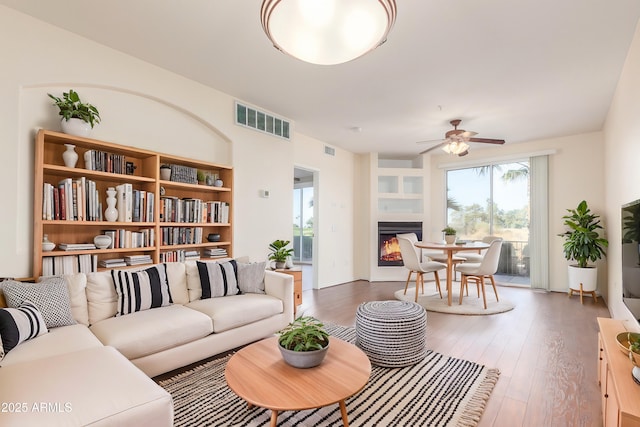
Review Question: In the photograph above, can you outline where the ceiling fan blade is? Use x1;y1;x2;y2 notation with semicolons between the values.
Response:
458;149;470;156
415;138;444;145
419;142;446;154
468;137;505;145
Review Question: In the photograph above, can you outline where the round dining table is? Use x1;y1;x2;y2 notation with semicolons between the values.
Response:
414;241;489;306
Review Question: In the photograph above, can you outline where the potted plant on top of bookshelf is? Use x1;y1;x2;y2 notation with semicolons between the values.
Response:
48;89;101;138
277;316;329;368
268;239;294;269
558;200;608;302
442;226;457;244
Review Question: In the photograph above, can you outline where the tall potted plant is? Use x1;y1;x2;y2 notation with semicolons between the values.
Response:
558;200;608;298
48;89;101;137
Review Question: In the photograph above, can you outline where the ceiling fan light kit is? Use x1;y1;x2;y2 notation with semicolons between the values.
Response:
260;0;397;65
418;119;506;156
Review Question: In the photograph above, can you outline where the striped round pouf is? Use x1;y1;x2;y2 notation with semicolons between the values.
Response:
355;300;427;367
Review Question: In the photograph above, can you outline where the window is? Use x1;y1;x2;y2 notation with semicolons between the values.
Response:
446;161;530;283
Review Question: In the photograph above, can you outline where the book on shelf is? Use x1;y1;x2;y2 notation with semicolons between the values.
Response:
99;258;127;268
124;254;152;266
58;243;97;251
84;150;128;175
116;183;133;222
43;177;102;221
42;254;97;275
204;248;228;258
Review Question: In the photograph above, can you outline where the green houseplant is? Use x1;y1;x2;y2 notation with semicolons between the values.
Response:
442;226;457;244
48;89;101;134
268;239;294;269
277;316;329;368
558;200;608;297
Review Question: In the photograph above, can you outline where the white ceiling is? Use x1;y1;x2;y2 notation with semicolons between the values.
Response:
3;0;640;156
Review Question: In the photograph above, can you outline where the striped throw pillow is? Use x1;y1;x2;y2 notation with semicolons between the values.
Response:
111;264;173;316
0;301;48;359
196;260;240;299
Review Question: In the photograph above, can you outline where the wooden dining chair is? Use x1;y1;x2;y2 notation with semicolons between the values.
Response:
455;240;503;309
397;236;447;302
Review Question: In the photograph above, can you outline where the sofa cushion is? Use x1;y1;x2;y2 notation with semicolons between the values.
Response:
237;261;267;294
0;301;48;359
90;304;213;360
196;259;240;299
0;324;103;367
186;294;283;333
164;261;189;305
1;277;76;328
111;264;173;316
86;271;118;324
0;346;173;427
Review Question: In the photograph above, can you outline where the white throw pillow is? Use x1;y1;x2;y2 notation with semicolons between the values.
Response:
237;261;267;294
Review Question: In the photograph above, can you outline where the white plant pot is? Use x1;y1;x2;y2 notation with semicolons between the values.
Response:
61;118;92;138
444;235;456;244
568;265;598;292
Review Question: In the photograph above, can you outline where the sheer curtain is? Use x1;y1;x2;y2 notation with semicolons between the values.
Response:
529;155;549;290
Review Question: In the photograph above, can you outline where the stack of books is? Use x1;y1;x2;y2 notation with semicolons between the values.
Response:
184;250;200;261
124;255;153;266
204;248;227;258
99;258;127;268
58;243;97;251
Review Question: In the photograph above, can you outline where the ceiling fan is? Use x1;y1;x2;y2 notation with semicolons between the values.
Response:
418;119;505;156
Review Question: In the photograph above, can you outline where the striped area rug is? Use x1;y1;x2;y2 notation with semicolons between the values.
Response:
159;324;499;427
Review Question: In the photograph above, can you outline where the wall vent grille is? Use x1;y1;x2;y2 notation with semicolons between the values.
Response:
324;145;336;156
235;101;291;140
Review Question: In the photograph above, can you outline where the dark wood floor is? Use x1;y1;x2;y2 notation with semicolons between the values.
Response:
298;280;610;427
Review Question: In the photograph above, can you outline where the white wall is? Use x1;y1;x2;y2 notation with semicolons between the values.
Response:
428;132;606;294
0;6;358;287
603;19;640;328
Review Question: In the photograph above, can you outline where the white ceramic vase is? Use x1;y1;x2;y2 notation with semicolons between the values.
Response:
61;118;92;138
42;234;56;252
62;144;79;168
104;187;118;222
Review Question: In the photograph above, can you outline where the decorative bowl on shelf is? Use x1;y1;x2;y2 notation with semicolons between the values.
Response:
94;234;112;250
42;235;56;252
207;233;221;242
616;332;640;365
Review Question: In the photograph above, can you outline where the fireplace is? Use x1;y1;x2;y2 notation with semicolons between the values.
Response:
378;222;422;267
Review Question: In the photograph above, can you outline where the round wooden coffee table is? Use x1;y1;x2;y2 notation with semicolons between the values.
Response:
225;336;371;426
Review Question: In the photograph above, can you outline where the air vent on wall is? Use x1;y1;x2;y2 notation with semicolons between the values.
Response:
235;101;291;140
324;145;336;156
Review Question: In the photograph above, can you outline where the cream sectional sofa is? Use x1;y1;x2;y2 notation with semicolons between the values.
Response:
0;260;294;426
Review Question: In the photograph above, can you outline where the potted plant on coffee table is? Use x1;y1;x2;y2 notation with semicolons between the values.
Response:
558;200;608;302
48;89;101;137
268;239;294;269
277;316;329;368
442;226;457;244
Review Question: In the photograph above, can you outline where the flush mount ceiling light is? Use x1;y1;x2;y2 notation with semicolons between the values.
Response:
260;0;397;65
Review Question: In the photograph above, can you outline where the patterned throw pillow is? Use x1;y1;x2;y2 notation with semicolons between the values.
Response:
1;277;76;328
196;260;240;299
0;301;48;359
237;261;267;294
111;264;173;316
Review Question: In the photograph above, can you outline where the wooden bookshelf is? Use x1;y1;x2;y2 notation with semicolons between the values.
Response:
32;129;233;277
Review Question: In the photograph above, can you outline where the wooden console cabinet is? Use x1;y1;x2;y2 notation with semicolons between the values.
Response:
597;317;640;427
275;267;302;314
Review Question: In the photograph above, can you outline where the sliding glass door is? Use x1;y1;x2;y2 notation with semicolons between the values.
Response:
446;161;530;284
